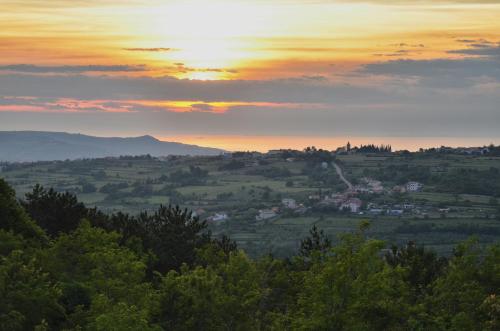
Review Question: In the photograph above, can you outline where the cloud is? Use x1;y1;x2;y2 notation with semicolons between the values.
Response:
362;57;500;87
1;64;499;139
0;73;396;104
456;38;493;44
448;42;500;57
363;39;500;88
337;0;500;3
0;96;134;113
7;0;500;8
171;63;238;74
300;75;329;81
388;43;425;48
189;103;215;112
123;48;174;52
373;50;413;57
277;0;500;4
0;64;147;73
2;93;499;139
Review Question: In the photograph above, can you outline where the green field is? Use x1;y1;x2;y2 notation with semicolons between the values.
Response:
2;151;500;256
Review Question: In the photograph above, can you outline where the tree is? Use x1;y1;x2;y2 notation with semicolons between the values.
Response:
0;250;65;331
156;251;263;331
212;234;237;256
86;296;160;331
22;185;88;236
422;240;498;330
385;241;447;296
139;205;210;273
0;179;46;245
299;225;331;257
293;228;411;330
43;221;155;330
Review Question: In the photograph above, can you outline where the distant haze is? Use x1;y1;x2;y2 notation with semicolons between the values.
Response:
158;135;500;153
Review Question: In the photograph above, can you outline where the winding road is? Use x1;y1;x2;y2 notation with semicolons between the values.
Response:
332;161;353;190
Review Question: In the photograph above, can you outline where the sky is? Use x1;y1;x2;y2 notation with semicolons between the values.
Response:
1;0;500;151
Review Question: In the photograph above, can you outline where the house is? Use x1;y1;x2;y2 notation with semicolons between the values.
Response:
341;198;362;213
294;206;308;215
388;209;404;216
209;212;229;223
192;208;206;217
392;185;406;193
371;184;384;194
308;194;321;201
368;208;384;215
256;209;278;221
282;198;298;209
406;181;423;192
362;178;384;193
267;150;282;155
321;193;345;207
251;152;263;158
335;146;347;154
461;147;489;156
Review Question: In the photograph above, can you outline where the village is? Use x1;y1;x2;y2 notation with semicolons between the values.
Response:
205;175;428;225
3;142;499;256
181;142;500;227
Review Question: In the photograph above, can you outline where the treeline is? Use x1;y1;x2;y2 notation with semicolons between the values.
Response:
356;144;392;153
435;167;500;196
365;164;500;196
1;179;499;330
394;222;500;236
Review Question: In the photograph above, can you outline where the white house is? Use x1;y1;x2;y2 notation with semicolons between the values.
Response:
267;150;282;155
192;208;206;218
406;181;423;192
341;198;362;213
256;209;277;221
210;212;229;222
282;198;298;209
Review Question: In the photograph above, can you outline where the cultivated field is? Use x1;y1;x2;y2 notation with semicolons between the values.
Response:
2;150;500;256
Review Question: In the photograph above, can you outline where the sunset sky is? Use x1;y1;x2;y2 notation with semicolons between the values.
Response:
1;0;500;151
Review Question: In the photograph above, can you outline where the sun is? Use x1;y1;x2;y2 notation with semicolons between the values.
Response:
148;0;273;79
186;71;222;81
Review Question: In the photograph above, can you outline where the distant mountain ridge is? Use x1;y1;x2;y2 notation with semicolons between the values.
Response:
0;131;224;162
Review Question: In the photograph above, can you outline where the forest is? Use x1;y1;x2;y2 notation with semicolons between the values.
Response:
1;178;499;330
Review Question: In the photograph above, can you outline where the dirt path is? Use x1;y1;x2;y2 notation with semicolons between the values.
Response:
332;161;353;190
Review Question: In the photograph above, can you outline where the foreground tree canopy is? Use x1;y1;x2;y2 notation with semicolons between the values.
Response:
0;179;499;330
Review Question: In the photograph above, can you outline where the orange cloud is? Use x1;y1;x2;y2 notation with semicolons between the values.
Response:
0;97;328;114
0;105;47;112
127;100;326;113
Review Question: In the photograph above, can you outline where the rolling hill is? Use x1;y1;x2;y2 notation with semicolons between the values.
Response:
0;131;224;162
